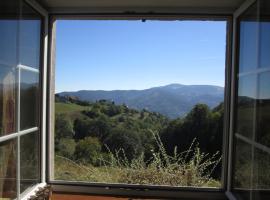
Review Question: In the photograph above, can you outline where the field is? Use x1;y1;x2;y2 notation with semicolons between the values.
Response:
55;102;91;114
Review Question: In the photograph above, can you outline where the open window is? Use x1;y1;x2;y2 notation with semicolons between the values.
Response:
48;17;230;199
0;0;270;199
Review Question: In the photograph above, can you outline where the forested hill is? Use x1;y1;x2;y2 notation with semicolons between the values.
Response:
55;96;223;169
58;84;224;118
55;95;224;184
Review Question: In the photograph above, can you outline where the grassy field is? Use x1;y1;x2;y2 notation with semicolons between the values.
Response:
55;102;91;114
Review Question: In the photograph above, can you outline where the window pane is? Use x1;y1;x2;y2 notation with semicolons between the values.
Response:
20;70;39;130
238;2;259;74
19;3;41;69
0;66;16;136
253;148;270;190
236;75;256;139
0;20;18;67
233;138;252;189
259;0;270;69
0;139;17;200
256;72;270;147
0;0;18;137
0;0;19;67
20;131;40;193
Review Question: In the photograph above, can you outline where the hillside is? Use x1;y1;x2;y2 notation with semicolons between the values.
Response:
58;83;224;118
54;97;224;186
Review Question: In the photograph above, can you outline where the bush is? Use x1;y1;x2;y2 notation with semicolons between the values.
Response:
55;114;74;140
56;133;221;187
104;128;143;161
74;137;102;165
57;138;76;159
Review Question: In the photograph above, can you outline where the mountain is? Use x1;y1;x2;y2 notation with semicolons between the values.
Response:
58;84;224;118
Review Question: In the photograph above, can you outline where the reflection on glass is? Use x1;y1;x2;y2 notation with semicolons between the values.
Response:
234;1;270;199
20;70;39;130
236;75;256;139
0;66;16;136
256;72;270;147
259;22;270;69
238;2;258;74
233;138;252;189
0;20;18;66
0;139;17;199
253;148;270;190
20;131;40;193
19;3;41;69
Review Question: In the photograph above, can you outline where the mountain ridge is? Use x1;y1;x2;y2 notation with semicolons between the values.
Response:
58;83;224;118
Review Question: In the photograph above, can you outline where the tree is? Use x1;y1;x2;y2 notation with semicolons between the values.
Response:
104;127;143;161
88;115;112;141
74;137;102;165
74;116;112;141
56;138;76;159
73;118;92;140
55;114;74;144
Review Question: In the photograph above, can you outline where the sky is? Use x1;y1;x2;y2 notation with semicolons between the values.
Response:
55;20;226;93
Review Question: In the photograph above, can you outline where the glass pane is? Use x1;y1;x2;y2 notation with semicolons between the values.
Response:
0;66;16;136
0;139;17;200
233;138;252;189
236;75;256;139
20;131;40;193
253;148;270;189
238;2;259;74
0;0;19;67
0;20;18;67
19;3;41;69
256;72;270;147
233;1;270;199
259;0;270;69
20;70;39;130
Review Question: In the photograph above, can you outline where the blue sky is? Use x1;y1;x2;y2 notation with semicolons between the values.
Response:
56;20;226;93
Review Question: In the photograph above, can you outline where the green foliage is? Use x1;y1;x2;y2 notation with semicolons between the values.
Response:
74;137;102;165
55;115;74;152
104;128;143;161
101;104;122;116
54;97;224;185
57;138;76;159
55;133;221;187
74;115;112;141
55;102;89;114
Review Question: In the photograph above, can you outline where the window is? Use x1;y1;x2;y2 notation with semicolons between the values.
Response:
1;0;270;199
232;0;270;199
51;19;228;189
0;0;42;199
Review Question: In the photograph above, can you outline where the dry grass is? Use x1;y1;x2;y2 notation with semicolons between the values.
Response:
55;133;221;188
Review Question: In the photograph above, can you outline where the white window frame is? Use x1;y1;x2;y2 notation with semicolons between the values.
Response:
226;0;270;199
0;0;48;199
46;14;233;200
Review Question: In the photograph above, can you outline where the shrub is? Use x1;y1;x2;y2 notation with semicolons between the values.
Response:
104;128;143;161
74;137;102;165
56;132;221;187
57;138;76;159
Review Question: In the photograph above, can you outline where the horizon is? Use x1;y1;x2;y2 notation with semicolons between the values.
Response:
56;83;224;93
56;20;226;93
